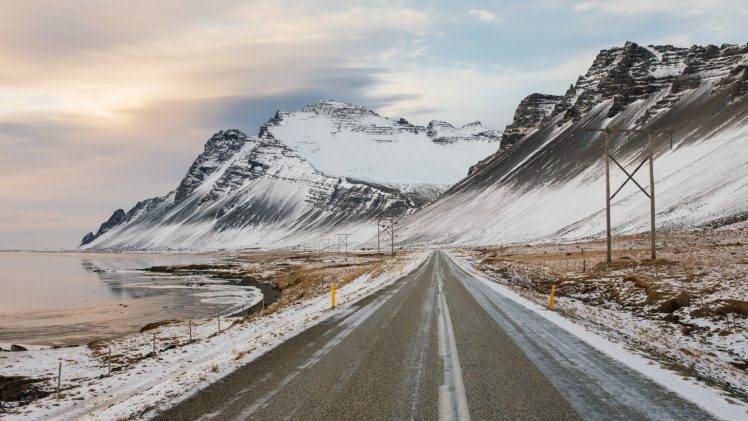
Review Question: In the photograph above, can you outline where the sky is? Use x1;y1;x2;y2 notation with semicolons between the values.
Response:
1;0;746;249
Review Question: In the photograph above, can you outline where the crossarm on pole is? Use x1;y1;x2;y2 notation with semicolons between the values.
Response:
609;155;650;199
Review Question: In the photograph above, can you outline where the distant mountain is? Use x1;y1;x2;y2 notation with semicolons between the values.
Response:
259;100;500;185
80;101;500;250
398;42;748;246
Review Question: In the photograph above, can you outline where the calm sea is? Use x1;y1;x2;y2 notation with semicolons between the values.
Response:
0;251;260;346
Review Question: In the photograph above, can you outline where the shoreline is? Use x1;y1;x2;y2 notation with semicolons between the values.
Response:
0;254;267;348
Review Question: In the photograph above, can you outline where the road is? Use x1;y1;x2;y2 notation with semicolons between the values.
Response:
156;251;712;420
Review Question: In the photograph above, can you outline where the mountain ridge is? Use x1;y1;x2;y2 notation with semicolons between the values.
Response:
395;41;747;247
80;101;501;249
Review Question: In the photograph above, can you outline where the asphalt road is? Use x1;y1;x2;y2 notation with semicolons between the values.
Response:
156;251;712;420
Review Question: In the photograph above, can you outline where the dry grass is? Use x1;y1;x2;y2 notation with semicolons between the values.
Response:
467;228;747;321
231;251;399;317
232;349;246;361
139;319;181;333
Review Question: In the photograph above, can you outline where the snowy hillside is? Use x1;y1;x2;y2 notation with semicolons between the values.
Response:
80;103;500;250
261;100;500;185
397;42;748;247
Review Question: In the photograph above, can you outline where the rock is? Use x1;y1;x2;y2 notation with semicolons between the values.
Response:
80;232;95;245
500;93;564;150
657;292;691;313
80;208;126;245
174;129;252;203
10;344;28;352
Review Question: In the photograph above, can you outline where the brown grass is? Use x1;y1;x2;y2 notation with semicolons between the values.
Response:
139;319;180;333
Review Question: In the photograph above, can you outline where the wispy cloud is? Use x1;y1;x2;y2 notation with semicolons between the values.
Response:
571;0;748;39
467;9;499;22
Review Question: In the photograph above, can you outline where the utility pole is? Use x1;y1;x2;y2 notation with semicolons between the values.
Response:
584;127;670;263
647;131;656;260
390;215;395;256
337;233;351;254
377;215;396;256
604;129;612;263
377;219;381;255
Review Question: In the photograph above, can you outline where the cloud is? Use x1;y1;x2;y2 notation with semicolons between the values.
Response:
369;52;596;129
571;0;748;40
0;1;441;249
467;9;499;22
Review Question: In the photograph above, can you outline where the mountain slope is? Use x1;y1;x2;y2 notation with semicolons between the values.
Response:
398;42;748;247
260;100;500;185
80;102;500;250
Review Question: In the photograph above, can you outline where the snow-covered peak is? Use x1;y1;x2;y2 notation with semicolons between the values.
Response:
174;129;254;202
500;93;564;149
426;120;499;143
306;99;369;111
548;41;747;124
260;101;500;185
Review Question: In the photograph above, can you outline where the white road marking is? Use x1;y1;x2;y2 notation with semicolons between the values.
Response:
410;266;437;417
435;253;471;421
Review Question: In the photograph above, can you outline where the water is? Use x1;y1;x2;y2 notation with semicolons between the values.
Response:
0;251;261;346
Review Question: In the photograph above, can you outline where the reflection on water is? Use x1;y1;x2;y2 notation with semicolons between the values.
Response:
0;251;261;346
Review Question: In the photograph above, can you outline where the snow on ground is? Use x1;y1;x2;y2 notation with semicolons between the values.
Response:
0;252;428;420
446;251;748;421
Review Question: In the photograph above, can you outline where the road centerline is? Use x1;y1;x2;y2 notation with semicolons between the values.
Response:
435;252;471;421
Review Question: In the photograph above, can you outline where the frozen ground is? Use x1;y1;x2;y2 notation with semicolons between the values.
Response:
459;228;747;402
0;252;427;420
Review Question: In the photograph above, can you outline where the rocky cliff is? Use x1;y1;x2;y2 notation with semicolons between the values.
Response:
397;41;748;247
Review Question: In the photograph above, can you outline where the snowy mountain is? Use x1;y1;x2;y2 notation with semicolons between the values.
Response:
259;100;500;185
80;102;500;250
397;42;748;246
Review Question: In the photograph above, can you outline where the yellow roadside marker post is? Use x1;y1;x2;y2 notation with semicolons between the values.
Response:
330;284;336;309
547;284;556;310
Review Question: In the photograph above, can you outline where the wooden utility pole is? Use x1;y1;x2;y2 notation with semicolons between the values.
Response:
604;130;612;263
377;219;381;255
337;233;351;254
377;215;396;256
647;131;656;260
390;216;395;256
